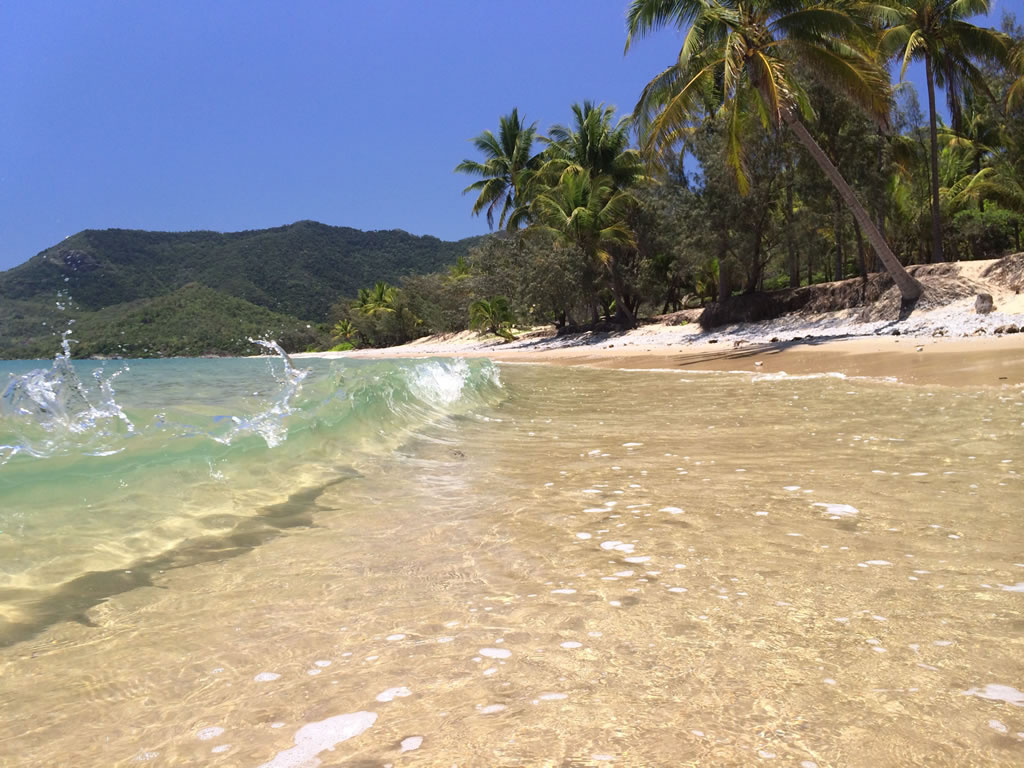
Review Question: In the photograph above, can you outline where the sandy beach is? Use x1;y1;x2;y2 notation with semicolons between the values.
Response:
297;257;1024;388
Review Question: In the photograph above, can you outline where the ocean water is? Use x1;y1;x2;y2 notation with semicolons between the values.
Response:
1;350;1023;766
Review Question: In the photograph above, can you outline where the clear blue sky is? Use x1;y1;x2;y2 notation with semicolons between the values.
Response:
0;0;1017;271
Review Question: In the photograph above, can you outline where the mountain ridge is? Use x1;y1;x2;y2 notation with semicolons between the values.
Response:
0;220;483;358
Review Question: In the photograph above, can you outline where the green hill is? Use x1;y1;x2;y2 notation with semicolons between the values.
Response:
0;221;481;358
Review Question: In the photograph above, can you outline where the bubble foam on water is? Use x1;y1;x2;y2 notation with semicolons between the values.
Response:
812;502;859;517
375;687;412;702
254;672;281;682
479;648;511;659
964;684;1024;705
255;711;377;768
400;735;424;752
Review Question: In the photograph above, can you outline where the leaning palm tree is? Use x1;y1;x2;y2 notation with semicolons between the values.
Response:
454;109;541;230
532;172;638;325
879;0;1010;262
626;0;924;301
541;101;648;190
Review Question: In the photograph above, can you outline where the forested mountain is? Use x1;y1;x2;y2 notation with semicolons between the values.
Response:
0;221;481;358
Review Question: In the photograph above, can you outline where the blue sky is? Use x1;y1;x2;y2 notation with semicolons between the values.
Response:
0;0;1017;271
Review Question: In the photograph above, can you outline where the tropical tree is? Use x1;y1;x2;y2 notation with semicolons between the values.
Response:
454;109;541;230
541;101;647;190
532;172;638;324
331;319;357;342
469;296;516;339
626;0;925;301
355;282;397;315
879;0;1010;262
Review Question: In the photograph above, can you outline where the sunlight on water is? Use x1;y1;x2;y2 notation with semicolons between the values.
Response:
1;361;1022;766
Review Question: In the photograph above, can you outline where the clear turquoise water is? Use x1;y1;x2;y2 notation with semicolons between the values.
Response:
0;352;503;645
2;353;1023;766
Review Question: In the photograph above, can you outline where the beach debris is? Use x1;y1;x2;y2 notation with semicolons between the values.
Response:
973;327;987;335
975;293;995;314
994;324;1020;334
707;339;718;344
932;328;946;336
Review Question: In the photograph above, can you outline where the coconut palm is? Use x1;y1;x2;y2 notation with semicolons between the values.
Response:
454;109;541;230
626;0;924;301
879;0;1010;262
355;282;397;316
532;172;638;325
331;319;357;342
541;101;648;190
1009;40;1024;110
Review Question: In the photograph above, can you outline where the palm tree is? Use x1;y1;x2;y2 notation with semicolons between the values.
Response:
626;0;924;301
355;282;397;315
1009;40;1024;110
879;0;1010;262
532;172;638;324
541;101;647;190
331;319;357;342
469;296;515;339
454;109;541;230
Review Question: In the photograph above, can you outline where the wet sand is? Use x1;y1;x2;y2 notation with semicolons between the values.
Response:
302;334;1024;389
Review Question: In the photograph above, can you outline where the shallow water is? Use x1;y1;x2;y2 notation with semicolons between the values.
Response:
1;359;1023;767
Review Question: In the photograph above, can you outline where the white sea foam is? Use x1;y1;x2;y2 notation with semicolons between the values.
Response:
539;692;568;700
375;686;412;702
479;648;511;659
560;641;582;649
196;726;224;741
813;502;859;517
253;672;280;682
400;736;424;752
255;711;377;768
964;684;1024;705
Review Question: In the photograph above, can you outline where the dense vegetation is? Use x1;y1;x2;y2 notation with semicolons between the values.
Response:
4;2;1022;358
331;2;1023;349
0;221;480;358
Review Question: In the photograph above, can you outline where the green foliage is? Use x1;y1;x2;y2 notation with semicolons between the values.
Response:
468;296;515;339
454;109;541;230
0;222;478;359
0;283;327;359
948;206;1021;260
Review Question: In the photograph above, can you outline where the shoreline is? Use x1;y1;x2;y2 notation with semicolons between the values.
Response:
297;334;1024;388
296;327;1024;389
293;255;1024;387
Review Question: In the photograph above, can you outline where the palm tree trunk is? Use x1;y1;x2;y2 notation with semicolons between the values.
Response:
782;111;923;301
786;157;800;288
833;195;845;282
925;54;945;263
608;260;636;327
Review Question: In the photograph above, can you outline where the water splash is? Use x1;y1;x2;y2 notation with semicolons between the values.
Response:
209;339;310;448
1;331;135;463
